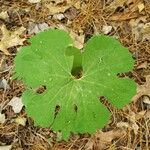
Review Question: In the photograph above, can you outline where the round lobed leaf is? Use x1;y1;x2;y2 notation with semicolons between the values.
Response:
14;29;136;140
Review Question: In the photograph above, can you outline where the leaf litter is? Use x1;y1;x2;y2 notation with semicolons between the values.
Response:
0;0;150;149
0;25;26;55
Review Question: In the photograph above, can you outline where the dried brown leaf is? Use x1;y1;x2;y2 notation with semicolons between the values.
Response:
0;25;26;55
94;130;126;149
0;11;9;20
142;23;150;41
138;3;145;12
44;0;80;15
109;0;127;10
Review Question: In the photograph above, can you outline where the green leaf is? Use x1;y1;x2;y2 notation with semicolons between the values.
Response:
14;29;136;140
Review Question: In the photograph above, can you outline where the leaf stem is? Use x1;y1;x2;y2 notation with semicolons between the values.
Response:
66;46;83;79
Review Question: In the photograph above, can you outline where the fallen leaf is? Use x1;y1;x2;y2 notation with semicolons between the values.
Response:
145;110;150;119
0;11;9;20
0;25;26;55
28;22;49;34
44;0;78;15
128;111;140;135
0;145;12;150
129;18;150;41
132;75;150;102
109;0;127;10
45;4;71;15
118;109;146;136
109;12;138;21
94;130;126;149
53;13;65;20
131;121;139;135
117;111;146;130
138;3;145;13
0;112;5;123
0;57;11;73
102;25;112;34
15;117;26;126
117;121;129;128
28;0;41;3
137;62;148;69
135;110;146;120
0;78;10;90
64;6;79;20
143;96;150;105
8;97;24;113
84;139;93;150
142;22;150;41
43;0;66;5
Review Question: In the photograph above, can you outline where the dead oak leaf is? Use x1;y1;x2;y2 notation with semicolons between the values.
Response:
0;25;26;55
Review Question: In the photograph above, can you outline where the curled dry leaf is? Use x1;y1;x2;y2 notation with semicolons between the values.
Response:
0;25;26;55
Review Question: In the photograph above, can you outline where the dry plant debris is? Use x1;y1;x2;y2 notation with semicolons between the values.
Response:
7;97;24;114
0;0;150;149
0;25;26;55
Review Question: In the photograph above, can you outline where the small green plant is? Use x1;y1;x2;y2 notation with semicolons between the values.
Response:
14;29;136;140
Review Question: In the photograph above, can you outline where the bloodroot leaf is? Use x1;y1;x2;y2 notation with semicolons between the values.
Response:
14;29;136;140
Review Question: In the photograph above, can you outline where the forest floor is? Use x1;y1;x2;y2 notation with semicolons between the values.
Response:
0;0;150;150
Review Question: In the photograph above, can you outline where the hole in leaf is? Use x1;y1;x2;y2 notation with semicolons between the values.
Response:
73;104;78;112
36;85;46;94
71;67;83;79
54;105;60;118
